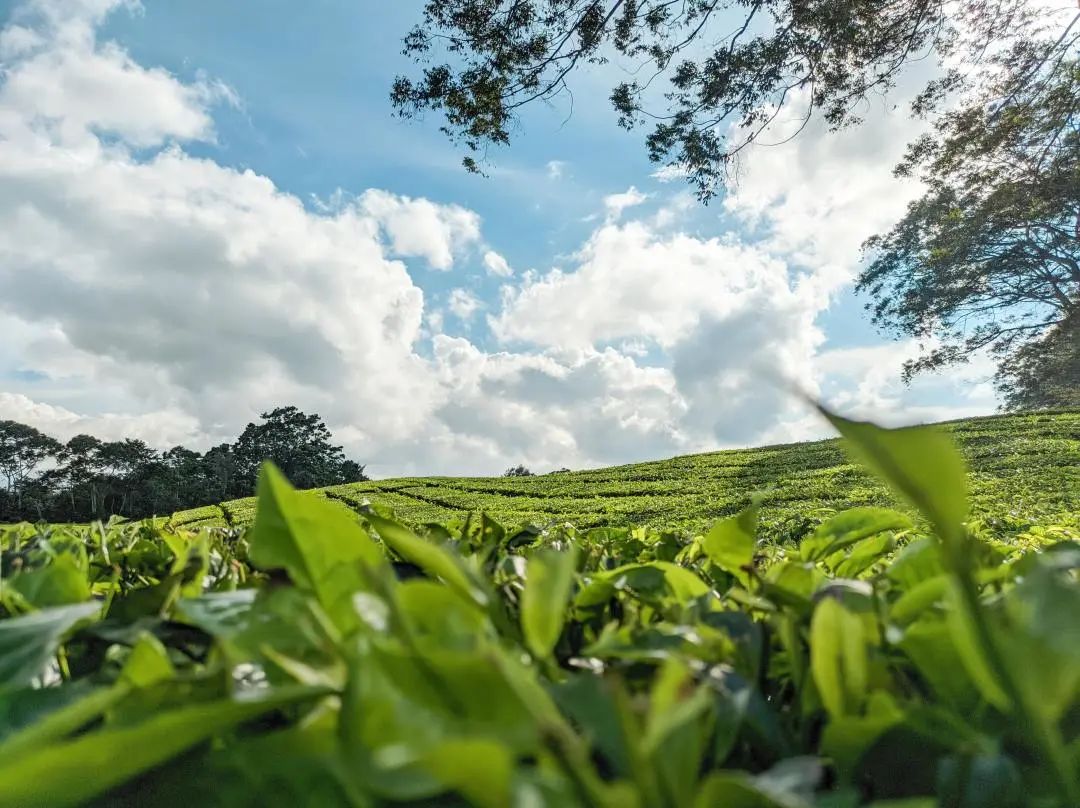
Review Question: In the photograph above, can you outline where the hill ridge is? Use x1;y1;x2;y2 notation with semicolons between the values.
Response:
172;410;1080;538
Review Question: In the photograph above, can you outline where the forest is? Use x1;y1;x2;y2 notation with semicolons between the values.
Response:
0;406;366;523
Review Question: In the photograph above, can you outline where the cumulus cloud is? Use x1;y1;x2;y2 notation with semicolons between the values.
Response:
482;249;513;277
0;391;202;446
722;84;930;299
545;160;566;179
358;189;481;270
447;288;482;322
602;186;647;220
0;0;997;478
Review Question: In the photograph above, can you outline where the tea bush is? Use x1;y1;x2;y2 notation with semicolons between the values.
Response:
1;410;1078;806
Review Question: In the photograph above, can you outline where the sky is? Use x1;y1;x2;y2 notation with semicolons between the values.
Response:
0;0;1002;477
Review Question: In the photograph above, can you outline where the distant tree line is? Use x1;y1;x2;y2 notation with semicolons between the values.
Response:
0;406;367;523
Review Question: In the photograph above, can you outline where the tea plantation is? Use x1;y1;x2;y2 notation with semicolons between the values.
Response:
1;409;1078;807
172;410;1080;541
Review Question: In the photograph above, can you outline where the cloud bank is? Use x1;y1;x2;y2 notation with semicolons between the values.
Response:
0;0;997;476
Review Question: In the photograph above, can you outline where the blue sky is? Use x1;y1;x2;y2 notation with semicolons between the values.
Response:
0;0;998;475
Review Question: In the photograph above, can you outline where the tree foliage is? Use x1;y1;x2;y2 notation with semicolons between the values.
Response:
392;0;1050;200
858;28;1079;406
502;464;535;477
394;1;1079;404
0;407;367;523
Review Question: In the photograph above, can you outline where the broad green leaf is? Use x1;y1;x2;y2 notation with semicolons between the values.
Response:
1000;559;1080;719
396;580;490;649
702;504;758;584
898;618;980;712
119;632;175;689
694;757;821;808
818;408;969;553
945;582;1010;710
0;686;328;808
0;683;94;746
810;597;868;717
550;674;631;776
833;532;897;578
822;691;904;780
801;508;911;562
644;658;714;808
0;602;99;693
886;539;946;591
890;576;951;625
7;554;91;609
365;512;488;610
0;686;127;760
521;547;578;659
422;737;512;808
250;463;386;632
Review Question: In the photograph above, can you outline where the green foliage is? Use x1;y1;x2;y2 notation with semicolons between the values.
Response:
176;410;1080;544
0;404;367;524
859;39;1079;403
2;411;1079;806
392;1;1055;202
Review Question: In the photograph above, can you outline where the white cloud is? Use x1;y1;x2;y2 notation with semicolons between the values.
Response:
447;288;481;322
1;1;231;149
545;160;566;179
358;189;481;270
602;186;647;220
0;0;999;480
492;221;799;350
815;340;998;425
0;391;201;446
491;218;824;448
482;249;513;277
650;164;690;183
722;83;930;300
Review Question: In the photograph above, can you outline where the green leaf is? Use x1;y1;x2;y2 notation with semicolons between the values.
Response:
945;582;1010;710
937;754;1023;808
119;632;175;689
702;504;758;584
817;408;969;553
7;554;91;609
364;512;488;610
0;686;328;808
249;463;386;632
0;685;128;761
0;602;99;693
810;597;868;717
422;737;513;808
801;507;911;562
521;547;578;659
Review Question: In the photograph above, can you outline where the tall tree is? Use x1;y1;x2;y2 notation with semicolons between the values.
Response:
858;34;1079;406
232;406;367;492
392;0;1056;200
0;421;60;505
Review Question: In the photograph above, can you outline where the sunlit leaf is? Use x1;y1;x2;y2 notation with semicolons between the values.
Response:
521;547;578;659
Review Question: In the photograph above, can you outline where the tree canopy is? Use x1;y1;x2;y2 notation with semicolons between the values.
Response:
394;1;1079;407
0;407;367;523
392;0;1055;200
858;30;1079;405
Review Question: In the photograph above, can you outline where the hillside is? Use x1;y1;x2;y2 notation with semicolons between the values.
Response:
170;410;1080;540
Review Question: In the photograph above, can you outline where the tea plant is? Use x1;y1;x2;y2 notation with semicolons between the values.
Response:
0;410;1078;806
174;410;1080;542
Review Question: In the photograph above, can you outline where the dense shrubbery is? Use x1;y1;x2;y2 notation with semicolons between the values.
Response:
1;410;1078;806
0;406;366;524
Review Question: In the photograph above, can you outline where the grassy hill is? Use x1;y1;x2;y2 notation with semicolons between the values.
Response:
171;410;1080;540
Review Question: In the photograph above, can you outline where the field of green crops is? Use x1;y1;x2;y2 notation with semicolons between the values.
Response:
2;408;1079;807
172;410;1080;542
